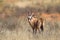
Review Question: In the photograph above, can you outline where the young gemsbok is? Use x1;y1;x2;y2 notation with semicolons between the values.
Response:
27;12;44;34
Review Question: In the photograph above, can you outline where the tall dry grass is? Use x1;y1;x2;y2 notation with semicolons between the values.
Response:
0;5;60;40
0;0;60;40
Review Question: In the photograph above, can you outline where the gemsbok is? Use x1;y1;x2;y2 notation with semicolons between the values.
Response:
27;12;43;34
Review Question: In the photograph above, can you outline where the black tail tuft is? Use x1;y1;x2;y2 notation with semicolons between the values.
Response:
40;25;43;31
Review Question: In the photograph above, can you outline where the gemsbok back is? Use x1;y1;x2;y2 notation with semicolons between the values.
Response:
27;12;44;34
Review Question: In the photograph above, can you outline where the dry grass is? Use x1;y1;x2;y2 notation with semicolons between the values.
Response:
0;0;60;40
0;14;60;40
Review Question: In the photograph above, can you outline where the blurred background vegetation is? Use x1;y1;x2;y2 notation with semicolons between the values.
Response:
0;0;60;40
0;0;60;13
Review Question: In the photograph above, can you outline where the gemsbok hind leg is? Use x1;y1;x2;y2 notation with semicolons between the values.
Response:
37;27;41;33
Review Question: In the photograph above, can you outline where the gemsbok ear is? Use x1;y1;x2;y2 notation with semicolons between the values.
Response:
27;12;31;16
